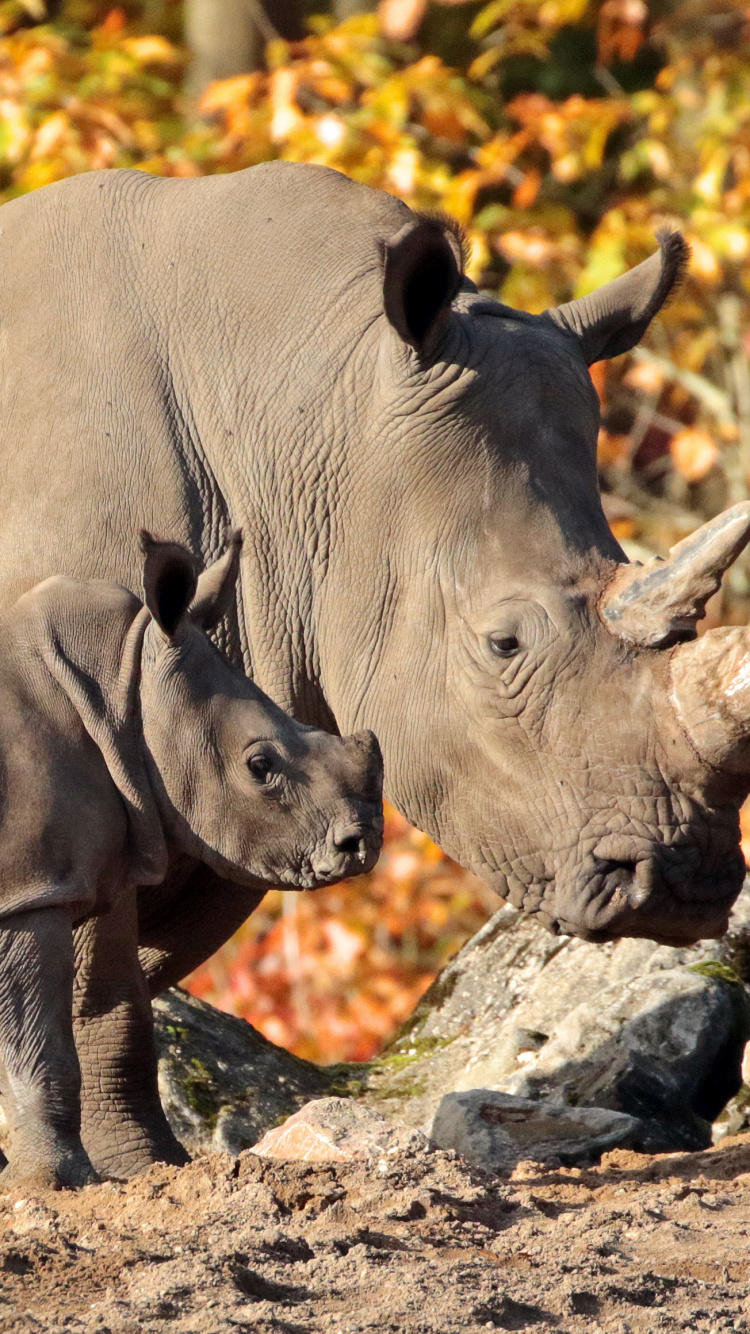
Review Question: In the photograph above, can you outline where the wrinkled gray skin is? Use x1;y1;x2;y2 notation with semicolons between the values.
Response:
0;161;747;964
0;534;382;1189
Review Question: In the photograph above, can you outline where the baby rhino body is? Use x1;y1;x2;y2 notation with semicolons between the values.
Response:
0;532;382;1189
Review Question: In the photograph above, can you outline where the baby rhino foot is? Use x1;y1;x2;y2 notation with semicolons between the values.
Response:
0;1146;98;1192
86;1123;190;1181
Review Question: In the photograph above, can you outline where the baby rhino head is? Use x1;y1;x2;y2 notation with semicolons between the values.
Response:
138;531;383;888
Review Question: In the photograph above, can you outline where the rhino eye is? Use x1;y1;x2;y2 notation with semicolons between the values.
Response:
247;752;275;783
489;634;520;659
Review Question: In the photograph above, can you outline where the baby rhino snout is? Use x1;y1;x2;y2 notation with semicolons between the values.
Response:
312;819;377;880
333;821;371;864
311;730;384;881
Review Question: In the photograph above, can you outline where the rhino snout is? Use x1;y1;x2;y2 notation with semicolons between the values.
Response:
311;812;383;882
545;836;745;946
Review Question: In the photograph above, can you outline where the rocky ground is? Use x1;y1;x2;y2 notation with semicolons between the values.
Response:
149;885;750;1168
5;888;750;1332
2;1131;750;1333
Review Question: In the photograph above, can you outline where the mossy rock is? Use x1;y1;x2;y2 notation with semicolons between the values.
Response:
154;988;333;1156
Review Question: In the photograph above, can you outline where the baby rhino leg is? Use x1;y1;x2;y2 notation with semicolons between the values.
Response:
74;892;189;1179
0;907;96;1190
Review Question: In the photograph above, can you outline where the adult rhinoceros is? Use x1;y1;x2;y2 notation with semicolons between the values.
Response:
1;162;750;966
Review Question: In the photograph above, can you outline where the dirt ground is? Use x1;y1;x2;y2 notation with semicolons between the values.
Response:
2;1134;750;1334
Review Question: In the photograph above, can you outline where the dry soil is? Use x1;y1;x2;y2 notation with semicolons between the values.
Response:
2;1134;750;1333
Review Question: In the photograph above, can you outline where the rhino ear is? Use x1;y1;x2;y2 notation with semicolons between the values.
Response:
544;230;689;365
190;528;243;629
139;531;198;639
382;215;463;352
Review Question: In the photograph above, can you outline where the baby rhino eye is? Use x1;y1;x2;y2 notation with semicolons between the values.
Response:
489;634;521;659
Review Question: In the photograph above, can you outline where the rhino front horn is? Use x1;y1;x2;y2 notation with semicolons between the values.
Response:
599;502;750;649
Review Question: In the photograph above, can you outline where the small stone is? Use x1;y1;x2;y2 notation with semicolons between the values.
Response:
252;1097;430;1162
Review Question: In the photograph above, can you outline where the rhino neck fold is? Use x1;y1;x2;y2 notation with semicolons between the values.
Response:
167;312;384;738
20;579;169;887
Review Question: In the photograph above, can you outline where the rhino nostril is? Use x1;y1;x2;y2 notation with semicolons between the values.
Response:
596;856;655;910
336;833;367;862
597;857;642;899
605;858;637;875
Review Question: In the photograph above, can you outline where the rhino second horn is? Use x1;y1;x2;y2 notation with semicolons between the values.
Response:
670;625;750;774
599;502;750;649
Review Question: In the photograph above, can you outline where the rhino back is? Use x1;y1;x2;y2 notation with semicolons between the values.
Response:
0;164;408;622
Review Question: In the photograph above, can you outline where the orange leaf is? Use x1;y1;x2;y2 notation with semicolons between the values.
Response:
623;361;665;395
512;168;541;210
597;429;631;468
589;360;607;403
670;428;720;483
100;8;126;34
378;0;428;41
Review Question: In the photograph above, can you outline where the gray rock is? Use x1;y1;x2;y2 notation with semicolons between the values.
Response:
363;879;750;1154
154;988;333;1155
430;1090;640;1173
139;882;750;1165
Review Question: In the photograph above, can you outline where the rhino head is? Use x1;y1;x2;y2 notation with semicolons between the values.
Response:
137;530;383;889
314;212;750;945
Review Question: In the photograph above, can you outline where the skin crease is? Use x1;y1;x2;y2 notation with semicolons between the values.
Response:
0;161;747;968
0;538;382;1188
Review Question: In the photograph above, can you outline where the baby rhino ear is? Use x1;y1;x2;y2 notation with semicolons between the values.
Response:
139;531;199;639
190;528;243;629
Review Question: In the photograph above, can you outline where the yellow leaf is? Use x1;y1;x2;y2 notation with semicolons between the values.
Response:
468;48;504;80
470;0;519;40
694;148;730;205
0;98;30;165
387;144;419;196
574;235;626;297
199;75;262;116
551;151;580;182
121;36;182;65
709;224;750;262
688;237;721;283
270;68;305;143
31;111;69;160
464;229;491;284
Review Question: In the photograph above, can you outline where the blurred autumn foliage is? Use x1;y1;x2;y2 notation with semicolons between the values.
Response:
2;0;750;1060
187;804;496;1063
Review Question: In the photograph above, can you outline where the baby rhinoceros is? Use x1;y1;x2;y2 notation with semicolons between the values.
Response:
0;530;383;1189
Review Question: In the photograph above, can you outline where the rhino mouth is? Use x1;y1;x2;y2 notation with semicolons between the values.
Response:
537;842;746;945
